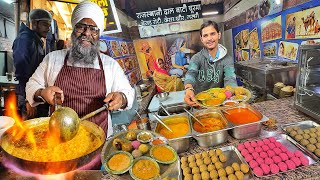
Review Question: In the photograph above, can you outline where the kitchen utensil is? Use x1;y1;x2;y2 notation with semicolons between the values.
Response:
49;92;108;142
183;108;205;127
159;102;170;116
152;113;173;132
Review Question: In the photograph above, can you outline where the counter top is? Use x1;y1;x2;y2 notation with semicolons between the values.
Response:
1;97;319;180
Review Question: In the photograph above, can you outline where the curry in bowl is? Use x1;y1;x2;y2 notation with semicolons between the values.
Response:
130;156;160;180
150;145;177;164
223;108;261;124
105;151;133;174
193;117;227;133
157;116;189;139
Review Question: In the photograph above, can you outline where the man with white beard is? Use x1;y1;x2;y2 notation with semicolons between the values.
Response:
26;1;135;137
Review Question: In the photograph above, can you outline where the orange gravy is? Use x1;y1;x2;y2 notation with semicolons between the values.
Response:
223;108;260;124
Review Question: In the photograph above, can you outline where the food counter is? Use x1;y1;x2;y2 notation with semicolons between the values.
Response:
1;97;320;179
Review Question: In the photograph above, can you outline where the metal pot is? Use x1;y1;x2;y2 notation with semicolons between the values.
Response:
0;117;105;174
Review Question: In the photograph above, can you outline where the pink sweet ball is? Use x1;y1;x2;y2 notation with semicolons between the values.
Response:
225;90;233;99
279;153;289;161
299;156;309;166
256;157;264;165
267;150;276;158
264;157;274;165
248;147;255;153
253;167;264;176
286;151;294;158
273;148;282;155
262;145;269;152
131;140;141;149
250;141;258;147
291;157;302;166
245;154;253;162
278;161;288;172
268;137;277;143
285;160;296;170
260;152;268;159
244;141;251;149
294;150;304;158
255;146;263;153
268;143;276;149
280;145;288;153
237;143;245;151
249;160;259;168
257;140;264;146
241;149;249;156
252;152;260;159
274;141;282;147
263;138;271;144
272;156;282;164
260;164;271;175
270;164;280;174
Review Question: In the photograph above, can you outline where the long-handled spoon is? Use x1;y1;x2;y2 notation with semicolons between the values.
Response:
152;113;173;132
183;108;205;127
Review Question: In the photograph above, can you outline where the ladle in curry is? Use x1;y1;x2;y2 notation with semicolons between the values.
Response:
183;108;205;127
49;93;109;142
152;113;173;132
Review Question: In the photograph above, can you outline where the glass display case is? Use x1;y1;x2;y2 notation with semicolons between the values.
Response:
294;45;320;121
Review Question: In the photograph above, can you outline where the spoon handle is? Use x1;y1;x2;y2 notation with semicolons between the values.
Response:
183;108;205;127
80;104;109;121
152;113;173;132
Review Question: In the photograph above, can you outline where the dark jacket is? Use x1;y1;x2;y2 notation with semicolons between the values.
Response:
13;23;45;97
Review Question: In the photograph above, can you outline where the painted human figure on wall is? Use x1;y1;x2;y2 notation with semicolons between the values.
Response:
165;38;195;77
139;41;156;77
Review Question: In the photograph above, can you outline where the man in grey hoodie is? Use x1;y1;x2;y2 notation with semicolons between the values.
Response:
184;21;237;106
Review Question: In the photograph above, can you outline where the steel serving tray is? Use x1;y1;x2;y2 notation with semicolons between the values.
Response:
181;145;253;180
154;113;192;153
281;120;320;160
221;103;269;139
101;130;181;179
190;108;231;147
251;134;318;178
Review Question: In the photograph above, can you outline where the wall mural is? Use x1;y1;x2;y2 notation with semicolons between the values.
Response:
232;0;320;62
286;5;320;39
261;15;282;43
99;36;142;86
133;31;202;79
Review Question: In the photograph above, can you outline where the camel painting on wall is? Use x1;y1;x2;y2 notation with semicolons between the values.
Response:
286;6;320;39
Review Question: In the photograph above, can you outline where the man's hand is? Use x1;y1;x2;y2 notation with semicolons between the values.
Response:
104;92;124;111
40;86;64;105
184;89;198;107
26;102;36;118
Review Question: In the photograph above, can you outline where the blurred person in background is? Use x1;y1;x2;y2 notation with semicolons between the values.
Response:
13;9;52;119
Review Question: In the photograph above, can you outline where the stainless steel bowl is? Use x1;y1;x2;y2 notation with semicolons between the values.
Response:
221;103;269;139
154;114;192;153
190;109;231;147
156;92;169;102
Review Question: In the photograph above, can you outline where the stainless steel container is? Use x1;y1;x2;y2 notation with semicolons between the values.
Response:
157;103;191;117
154;114;192;153
221;103;269;139
190;109;230;147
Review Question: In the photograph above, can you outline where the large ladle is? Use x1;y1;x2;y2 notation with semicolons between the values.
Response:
49;94;109;142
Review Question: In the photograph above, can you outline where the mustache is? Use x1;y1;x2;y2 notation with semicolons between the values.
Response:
77;35;94;45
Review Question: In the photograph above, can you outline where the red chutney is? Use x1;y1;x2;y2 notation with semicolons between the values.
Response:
223;108;260;124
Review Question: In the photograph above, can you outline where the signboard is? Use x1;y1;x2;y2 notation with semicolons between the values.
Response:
135;1;202;26
89;0;122;34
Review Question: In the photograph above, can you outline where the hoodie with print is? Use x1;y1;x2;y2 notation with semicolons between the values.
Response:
184;44;237;94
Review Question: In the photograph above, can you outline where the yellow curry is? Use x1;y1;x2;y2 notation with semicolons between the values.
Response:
159;122;189;139
132;159;159;180
193;117;226;133
152;146;175;162
107;153;131;172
